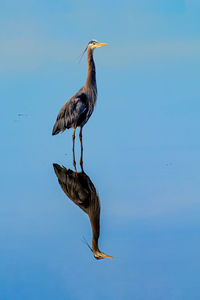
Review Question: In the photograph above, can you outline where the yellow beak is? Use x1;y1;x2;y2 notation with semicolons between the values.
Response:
97;42;108;47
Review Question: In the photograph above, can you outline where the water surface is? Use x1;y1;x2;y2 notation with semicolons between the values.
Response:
1;1;200;298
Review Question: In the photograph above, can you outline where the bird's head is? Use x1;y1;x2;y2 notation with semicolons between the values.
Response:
79;40;108;62
87;40;108;50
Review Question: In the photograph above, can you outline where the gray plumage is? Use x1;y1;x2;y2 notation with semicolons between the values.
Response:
52;40;107;136
52;86;96;135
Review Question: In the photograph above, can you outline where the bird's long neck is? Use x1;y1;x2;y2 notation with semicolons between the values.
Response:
89;209;100;252
85;48;96;89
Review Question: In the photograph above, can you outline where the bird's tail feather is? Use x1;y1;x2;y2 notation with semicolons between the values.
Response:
52;123;60;135
52;119;66;135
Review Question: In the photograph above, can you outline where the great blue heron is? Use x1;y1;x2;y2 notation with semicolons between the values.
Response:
53;163;113;260
52;40;107;167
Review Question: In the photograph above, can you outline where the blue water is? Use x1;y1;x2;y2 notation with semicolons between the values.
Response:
1;75;200;299
1;1;200;298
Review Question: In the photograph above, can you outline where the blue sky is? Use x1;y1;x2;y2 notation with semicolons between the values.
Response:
1;1;200;299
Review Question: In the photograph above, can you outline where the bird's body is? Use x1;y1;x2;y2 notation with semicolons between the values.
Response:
52;85;96;135
52;40;107;136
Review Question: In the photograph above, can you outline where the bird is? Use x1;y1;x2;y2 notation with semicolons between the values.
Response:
53;163;113;260
52;40;107;167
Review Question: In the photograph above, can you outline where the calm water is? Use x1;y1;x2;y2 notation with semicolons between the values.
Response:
1;86;200;299
1;1;200;296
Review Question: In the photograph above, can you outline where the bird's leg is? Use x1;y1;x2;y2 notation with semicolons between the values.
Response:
73;159;77;175
72;125;77;175
79;127;84;172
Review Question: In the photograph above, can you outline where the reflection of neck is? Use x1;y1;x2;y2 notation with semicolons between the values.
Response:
89;211;100;252
85;48;96;88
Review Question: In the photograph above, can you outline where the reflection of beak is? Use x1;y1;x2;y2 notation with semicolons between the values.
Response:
97;42;108;47
103;253;114;259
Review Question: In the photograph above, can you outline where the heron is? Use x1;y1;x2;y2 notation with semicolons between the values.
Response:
53;163;113;260
52;40;108;168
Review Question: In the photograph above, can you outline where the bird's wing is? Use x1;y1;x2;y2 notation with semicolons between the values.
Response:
52;91;88;135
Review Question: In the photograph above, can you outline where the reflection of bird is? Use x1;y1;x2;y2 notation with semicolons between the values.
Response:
52;40;107;167
53;163;113;260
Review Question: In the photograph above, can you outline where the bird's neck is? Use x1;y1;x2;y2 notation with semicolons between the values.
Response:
89;210;100;252
85;48;96;89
